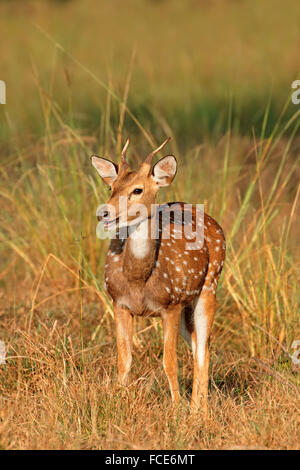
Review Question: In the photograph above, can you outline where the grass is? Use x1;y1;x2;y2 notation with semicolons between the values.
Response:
1;0;300;145
0;0;299;450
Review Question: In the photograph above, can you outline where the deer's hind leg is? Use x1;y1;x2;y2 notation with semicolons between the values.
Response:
180;304;196;356
191;291;216;413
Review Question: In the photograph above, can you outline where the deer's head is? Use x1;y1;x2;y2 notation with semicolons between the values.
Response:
91;138;177;230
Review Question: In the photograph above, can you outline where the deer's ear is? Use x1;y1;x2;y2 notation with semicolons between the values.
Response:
151;155;177;187
91;156;118;186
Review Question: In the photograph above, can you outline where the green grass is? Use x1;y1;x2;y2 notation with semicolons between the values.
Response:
1;0;300;145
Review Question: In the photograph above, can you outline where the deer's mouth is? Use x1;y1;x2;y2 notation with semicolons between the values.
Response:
102;213;147;231
102;217;119;230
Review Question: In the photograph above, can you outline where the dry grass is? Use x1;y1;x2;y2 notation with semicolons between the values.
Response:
0;280;299;450
0;0;299;450
0;123;299;449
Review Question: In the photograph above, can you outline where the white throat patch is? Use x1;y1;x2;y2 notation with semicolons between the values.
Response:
129;219;150;259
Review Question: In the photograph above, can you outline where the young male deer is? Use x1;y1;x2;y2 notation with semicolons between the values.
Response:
91;138;225;411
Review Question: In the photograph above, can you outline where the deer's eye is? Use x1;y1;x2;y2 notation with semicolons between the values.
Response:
133;188;143;195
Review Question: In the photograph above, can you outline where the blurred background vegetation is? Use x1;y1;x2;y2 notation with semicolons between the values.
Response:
1;0;300;147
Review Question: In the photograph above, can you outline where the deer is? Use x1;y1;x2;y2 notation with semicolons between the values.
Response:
91;137;226;412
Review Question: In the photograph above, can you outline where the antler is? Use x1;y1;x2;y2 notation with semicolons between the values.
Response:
121;138;130;163
144;137;171;165
119;138;130;174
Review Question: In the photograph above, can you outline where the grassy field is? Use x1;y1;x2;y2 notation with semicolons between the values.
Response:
0;0;299;450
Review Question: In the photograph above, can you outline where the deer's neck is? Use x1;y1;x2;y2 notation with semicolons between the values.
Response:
123;217;157;283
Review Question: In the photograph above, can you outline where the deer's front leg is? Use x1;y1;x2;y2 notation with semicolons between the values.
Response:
162;305;181;404
114;305;133;386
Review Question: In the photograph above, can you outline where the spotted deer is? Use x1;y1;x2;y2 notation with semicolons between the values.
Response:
91;138;225;411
